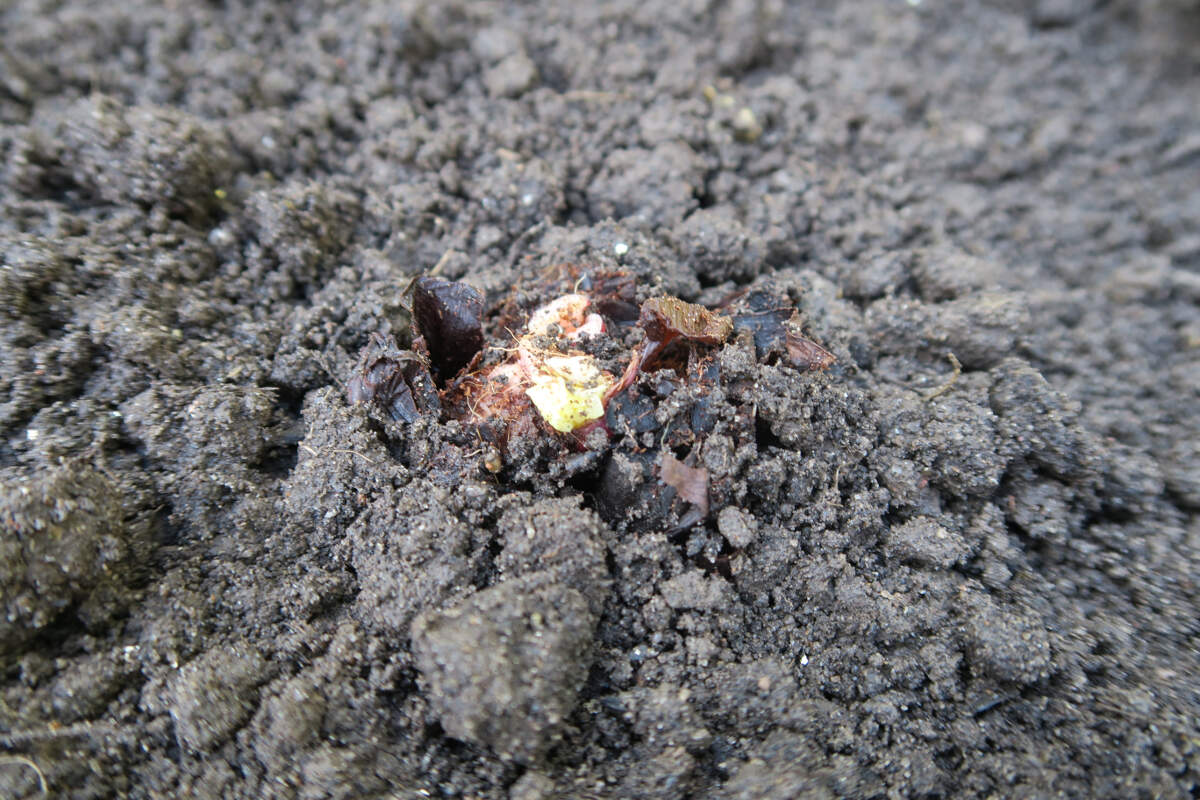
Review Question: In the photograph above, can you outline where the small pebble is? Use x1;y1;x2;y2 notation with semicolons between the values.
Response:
733;107;762;143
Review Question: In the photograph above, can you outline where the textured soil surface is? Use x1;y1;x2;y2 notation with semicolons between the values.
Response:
2;1;1199;798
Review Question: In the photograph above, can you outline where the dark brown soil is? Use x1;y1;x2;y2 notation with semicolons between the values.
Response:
1;1;1198;798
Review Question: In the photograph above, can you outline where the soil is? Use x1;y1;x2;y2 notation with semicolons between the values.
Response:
1;1;1198;798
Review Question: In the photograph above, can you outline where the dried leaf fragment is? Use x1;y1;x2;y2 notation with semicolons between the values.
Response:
607;297;734;401
347;333;439;422
785;324;836;371
640;296;733;348
660;452;709;516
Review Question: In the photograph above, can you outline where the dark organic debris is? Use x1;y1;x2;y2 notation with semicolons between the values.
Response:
412;277;485;381
350;276;831;470
346;333;440;422
608;296;734;401
731;311;788;360
729;289;793;360
785;326;836;371
729;289;835;371
576;268;640;322
641;296;734;350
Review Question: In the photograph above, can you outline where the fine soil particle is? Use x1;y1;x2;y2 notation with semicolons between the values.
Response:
1;1;1199;798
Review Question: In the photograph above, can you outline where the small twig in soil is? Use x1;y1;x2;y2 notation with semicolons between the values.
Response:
924;353;962;400
429;248;457;277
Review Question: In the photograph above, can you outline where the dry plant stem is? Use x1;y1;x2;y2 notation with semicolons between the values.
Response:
925;353;963;400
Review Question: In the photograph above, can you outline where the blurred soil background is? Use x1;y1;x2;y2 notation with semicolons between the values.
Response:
0;0;1198;797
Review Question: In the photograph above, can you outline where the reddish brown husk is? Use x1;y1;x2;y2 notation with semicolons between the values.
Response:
412;276;485;381
660;452;710;516
640;296;734;348
444;363;538;442
785;322;836;371
346;333;440;423
727;289;836;371
606;297;734;402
